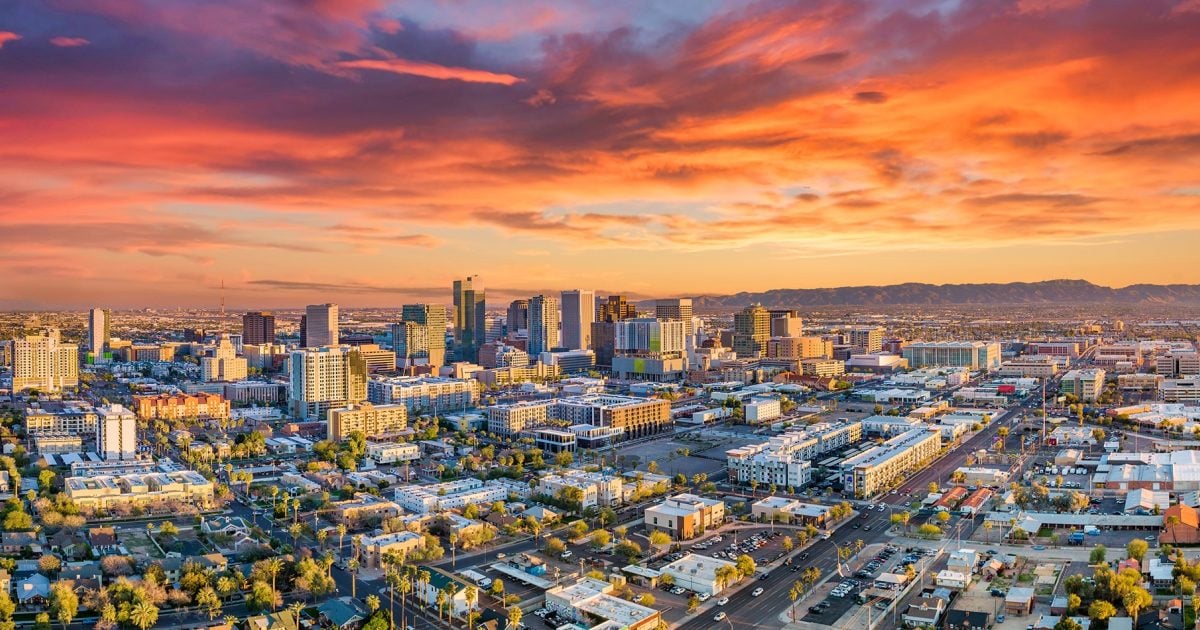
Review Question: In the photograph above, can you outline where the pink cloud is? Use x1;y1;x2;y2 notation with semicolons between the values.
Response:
0;31;21;48
50;36;91;47
337;57;523;85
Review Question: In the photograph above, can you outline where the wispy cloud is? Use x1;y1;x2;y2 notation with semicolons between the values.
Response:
336;58;523;85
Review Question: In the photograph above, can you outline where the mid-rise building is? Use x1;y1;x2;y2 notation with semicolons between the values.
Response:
453;276;486;362
767;336;831;360
365;441;420;464
24;401;98;435
202;333;248;382
745;397;782;423
842;428;941;498
560;290;595;351
902;341;1001;371
394;478;529;514
1162;377;1200;403
487;400;553;435
1061;368;1106;402
132;393;231;422
97;404;137;461
528;295;559;357
88;308;111;361
537;470;623;509
478;342;529;369
304;303;339;347
644;494;726;539
12;329;79;392
553;395;672;440
241;312;275;346
360;532;424;569
540;349;596;375
846;326;885;354
998;356;1059;378
1159;352;1200;377
654;298;692;323
768;310;803;338
733;304;772;359
366;376;479;414
288;346;368;420
726;421;862;487
65;470;215;510
798;358;845;377
597;295;636;322
328;403;408;441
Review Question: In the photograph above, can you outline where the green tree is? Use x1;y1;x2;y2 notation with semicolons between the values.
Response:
1088;600;1117;622
1090;545;1107;564
1127;538;1148;562
1123;587;1152;626
129;602;159;630
49;582;77;630
196;586;222;620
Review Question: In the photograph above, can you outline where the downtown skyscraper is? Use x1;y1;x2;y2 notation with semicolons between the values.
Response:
304;303;339;347
241;311;276;346
453;276;486;362
528;295;559;357
560;289;595;351
87;307;110;362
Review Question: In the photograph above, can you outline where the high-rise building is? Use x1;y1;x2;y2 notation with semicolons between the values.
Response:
395;304;448;368
560;290;596;351
845;326;884;354
597;295;636;323
13;329;79;392
768;310;803;338
202;333;248;382
453;276;486;362
304;304;339;347
655;298;693;322
241;312;276;346
506;300;529;336
733;304;772;359
612;318;688;381
528;295;560;357
97;404;137;461
88;308;110;361
289;346;368;420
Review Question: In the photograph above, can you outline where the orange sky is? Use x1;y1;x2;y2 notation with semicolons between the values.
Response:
1;0;1199;308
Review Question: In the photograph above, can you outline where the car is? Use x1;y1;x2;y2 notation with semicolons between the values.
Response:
800;552;810;560
713;611;728;622
561;550;572;559
497;553;507;559
1145;535;1156;541
863;525;871;531
672;587;686;595
717;597;729;606
759;573;770;580
809;605;827;613
752;587;765;597
853;524;860;529
698;593;711;602
997;614;1006;623
1032;545;1046;550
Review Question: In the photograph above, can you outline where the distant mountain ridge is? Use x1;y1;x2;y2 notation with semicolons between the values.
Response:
682;280;1200;309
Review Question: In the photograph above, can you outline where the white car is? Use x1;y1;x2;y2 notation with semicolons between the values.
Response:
714;612;727;621
698;593;711;602
717;597;729;606
752;587;765;597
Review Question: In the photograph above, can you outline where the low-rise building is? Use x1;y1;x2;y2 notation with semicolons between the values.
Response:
1061;369;1106;402
537;470;623;509
750;496;830;525
332;493;402;525
360;531;424;568
132;393;231;422
544;577;661;630
65;470;215;510
394;478;527;514
644;494;725;540
659;553;738;597
365;441;420;464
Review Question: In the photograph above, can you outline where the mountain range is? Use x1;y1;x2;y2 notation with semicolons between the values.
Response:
681;280;1200;309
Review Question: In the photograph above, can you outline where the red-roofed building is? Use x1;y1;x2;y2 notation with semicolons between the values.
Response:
1161;504;1200;545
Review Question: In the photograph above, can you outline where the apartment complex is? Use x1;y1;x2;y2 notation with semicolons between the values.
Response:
846;326;885;354
360;531;423;568
486;400;553;436
644;494;726;540
365;441;420;464
552;395;672;440
12;329;79;392
1061;368;1106;402
545;577;661;630
536;470;623;509
25;401;98;436
327;403;408;441
528;295;560;357
366;376;479;414
393;303;449;368
726;421;862;487
288;346;368;420
842;428;941;498
132;393;231;422
394;478;529;514
65;470;215;510
88;308;111;359
902;341;1001;371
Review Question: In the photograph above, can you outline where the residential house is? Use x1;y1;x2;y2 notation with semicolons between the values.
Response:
243;612;299;630
88;527;119;554
902;595;946;628
1005;587;1036;616
1;532;42;554
16;573;50;606
317;597;368;630
416;567;473;618
944;609;991;630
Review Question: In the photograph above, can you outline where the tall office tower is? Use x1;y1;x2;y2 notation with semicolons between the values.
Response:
597;295;636;323
298;315;307;347
399;304;448;368
615;318;687;354
768;309;803;338
560;290;595;351
846;325;884;354
655;298;693;323
97;404;137;461
202;332;248;382
390;321;431;369
289;346;368;420
452;276;486;362
733;304;772;358
183;328;206;343
304;304;339;347
241;311;276;346
506;300;529;335
528;295;560;357
87;308;110;361
12;329;79;392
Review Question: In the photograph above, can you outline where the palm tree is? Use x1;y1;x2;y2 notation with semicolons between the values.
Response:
464;586;479;630
130;602;158;630
317;528;328;550
264;558;284;611
436;590;449;623
337;523;347;555
269;486;279;510
507;605;523;630
288;602;303;629
348;558;360;598
450;532;459;568
789;582;801;621
398;571;414;630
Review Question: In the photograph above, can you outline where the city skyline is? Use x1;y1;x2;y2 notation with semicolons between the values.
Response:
2;0;1200;308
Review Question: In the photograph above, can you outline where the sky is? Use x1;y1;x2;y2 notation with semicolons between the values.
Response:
2;0;1200;309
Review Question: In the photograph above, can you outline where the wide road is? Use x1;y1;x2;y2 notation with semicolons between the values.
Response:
679;401;1027;630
